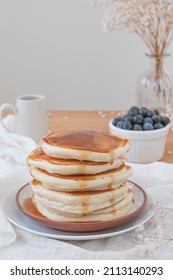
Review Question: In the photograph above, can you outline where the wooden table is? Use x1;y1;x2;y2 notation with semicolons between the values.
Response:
48;110;173;164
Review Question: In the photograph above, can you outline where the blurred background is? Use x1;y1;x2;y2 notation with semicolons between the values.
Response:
0;0;173;110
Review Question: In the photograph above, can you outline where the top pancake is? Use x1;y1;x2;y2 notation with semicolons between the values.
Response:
40;130;130;162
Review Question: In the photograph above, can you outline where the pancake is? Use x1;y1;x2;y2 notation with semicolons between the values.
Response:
29;164;133;191
93;189;133;214
40;130;131;162
33;192;133;222
27;129;134;224
27;148;125;175
30;179;130;215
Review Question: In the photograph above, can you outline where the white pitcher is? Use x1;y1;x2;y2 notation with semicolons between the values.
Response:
0;95;48;142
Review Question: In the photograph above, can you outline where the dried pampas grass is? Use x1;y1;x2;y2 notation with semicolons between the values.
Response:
89;0;173;55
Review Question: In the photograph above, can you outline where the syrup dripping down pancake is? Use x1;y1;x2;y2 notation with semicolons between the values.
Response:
29;164;133;192
30;180;134;222
27;148;125;175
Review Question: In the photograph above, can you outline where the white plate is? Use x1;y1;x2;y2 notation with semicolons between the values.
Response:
2;186;154;241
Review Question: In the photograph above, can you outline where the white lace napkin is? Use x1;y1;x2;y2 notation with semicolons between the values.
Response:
0;115;36;248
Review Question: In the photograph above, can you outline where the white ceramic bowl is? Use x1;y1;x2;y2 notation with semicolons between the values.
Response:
109;119;170;163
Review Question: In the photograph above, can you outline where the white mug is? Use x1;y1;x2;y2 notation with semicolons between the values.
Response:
0;95;48;142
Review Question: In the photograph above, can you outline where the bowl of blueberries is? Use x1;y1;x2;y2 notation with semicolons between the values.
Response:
109;106;170;163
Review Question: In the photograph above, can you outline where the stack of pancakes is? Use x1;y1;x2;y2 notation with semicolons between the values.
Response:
27;130;134;222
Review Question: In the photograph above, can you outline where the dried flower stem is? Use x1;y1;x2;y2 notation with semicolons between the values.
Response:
89;0;173;56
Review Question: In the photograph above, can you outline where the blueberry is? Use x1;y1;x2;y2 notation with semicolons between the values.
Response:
144;117;153;124
138;107;148;117
133;114;144;124
147;110;155;117
112;117;121;126
122;120;132;130
133;124;143;131
154;123;164;129
154;109;160;115
116;120;124;129
143;123;154;130
161;116;170;126
122;114;133;123
128;109;138;116
128;106;139;116
152;114;161;123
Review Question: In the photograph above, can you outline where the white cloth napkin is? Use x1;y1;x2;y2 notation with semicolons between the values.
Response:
0;115;36;248
0;116;173;259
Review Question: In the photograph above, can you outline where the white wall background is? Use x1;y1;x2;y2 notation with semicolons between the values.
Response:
0;0;173;110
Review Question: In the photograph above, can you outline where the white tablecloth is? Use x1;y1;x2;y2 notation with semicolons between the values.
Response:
0;116;173;259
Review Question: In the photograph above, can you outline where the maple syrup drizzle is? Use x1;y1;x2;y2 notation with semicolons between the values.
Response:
81;195;89;215
23;198;44;218
78;164;85;174
110;197;116;207
128;188;135;203
43;130;128;153
109;174;116;185
107;183;113;190
109;151;115;164
79;181;88;192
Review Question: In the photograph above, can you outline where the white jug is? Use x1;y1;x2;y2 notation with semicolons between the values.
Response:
0;95;48;142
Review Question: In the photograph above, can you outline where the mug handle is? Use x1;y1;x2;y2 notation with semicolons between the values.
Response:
0;103;16;132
